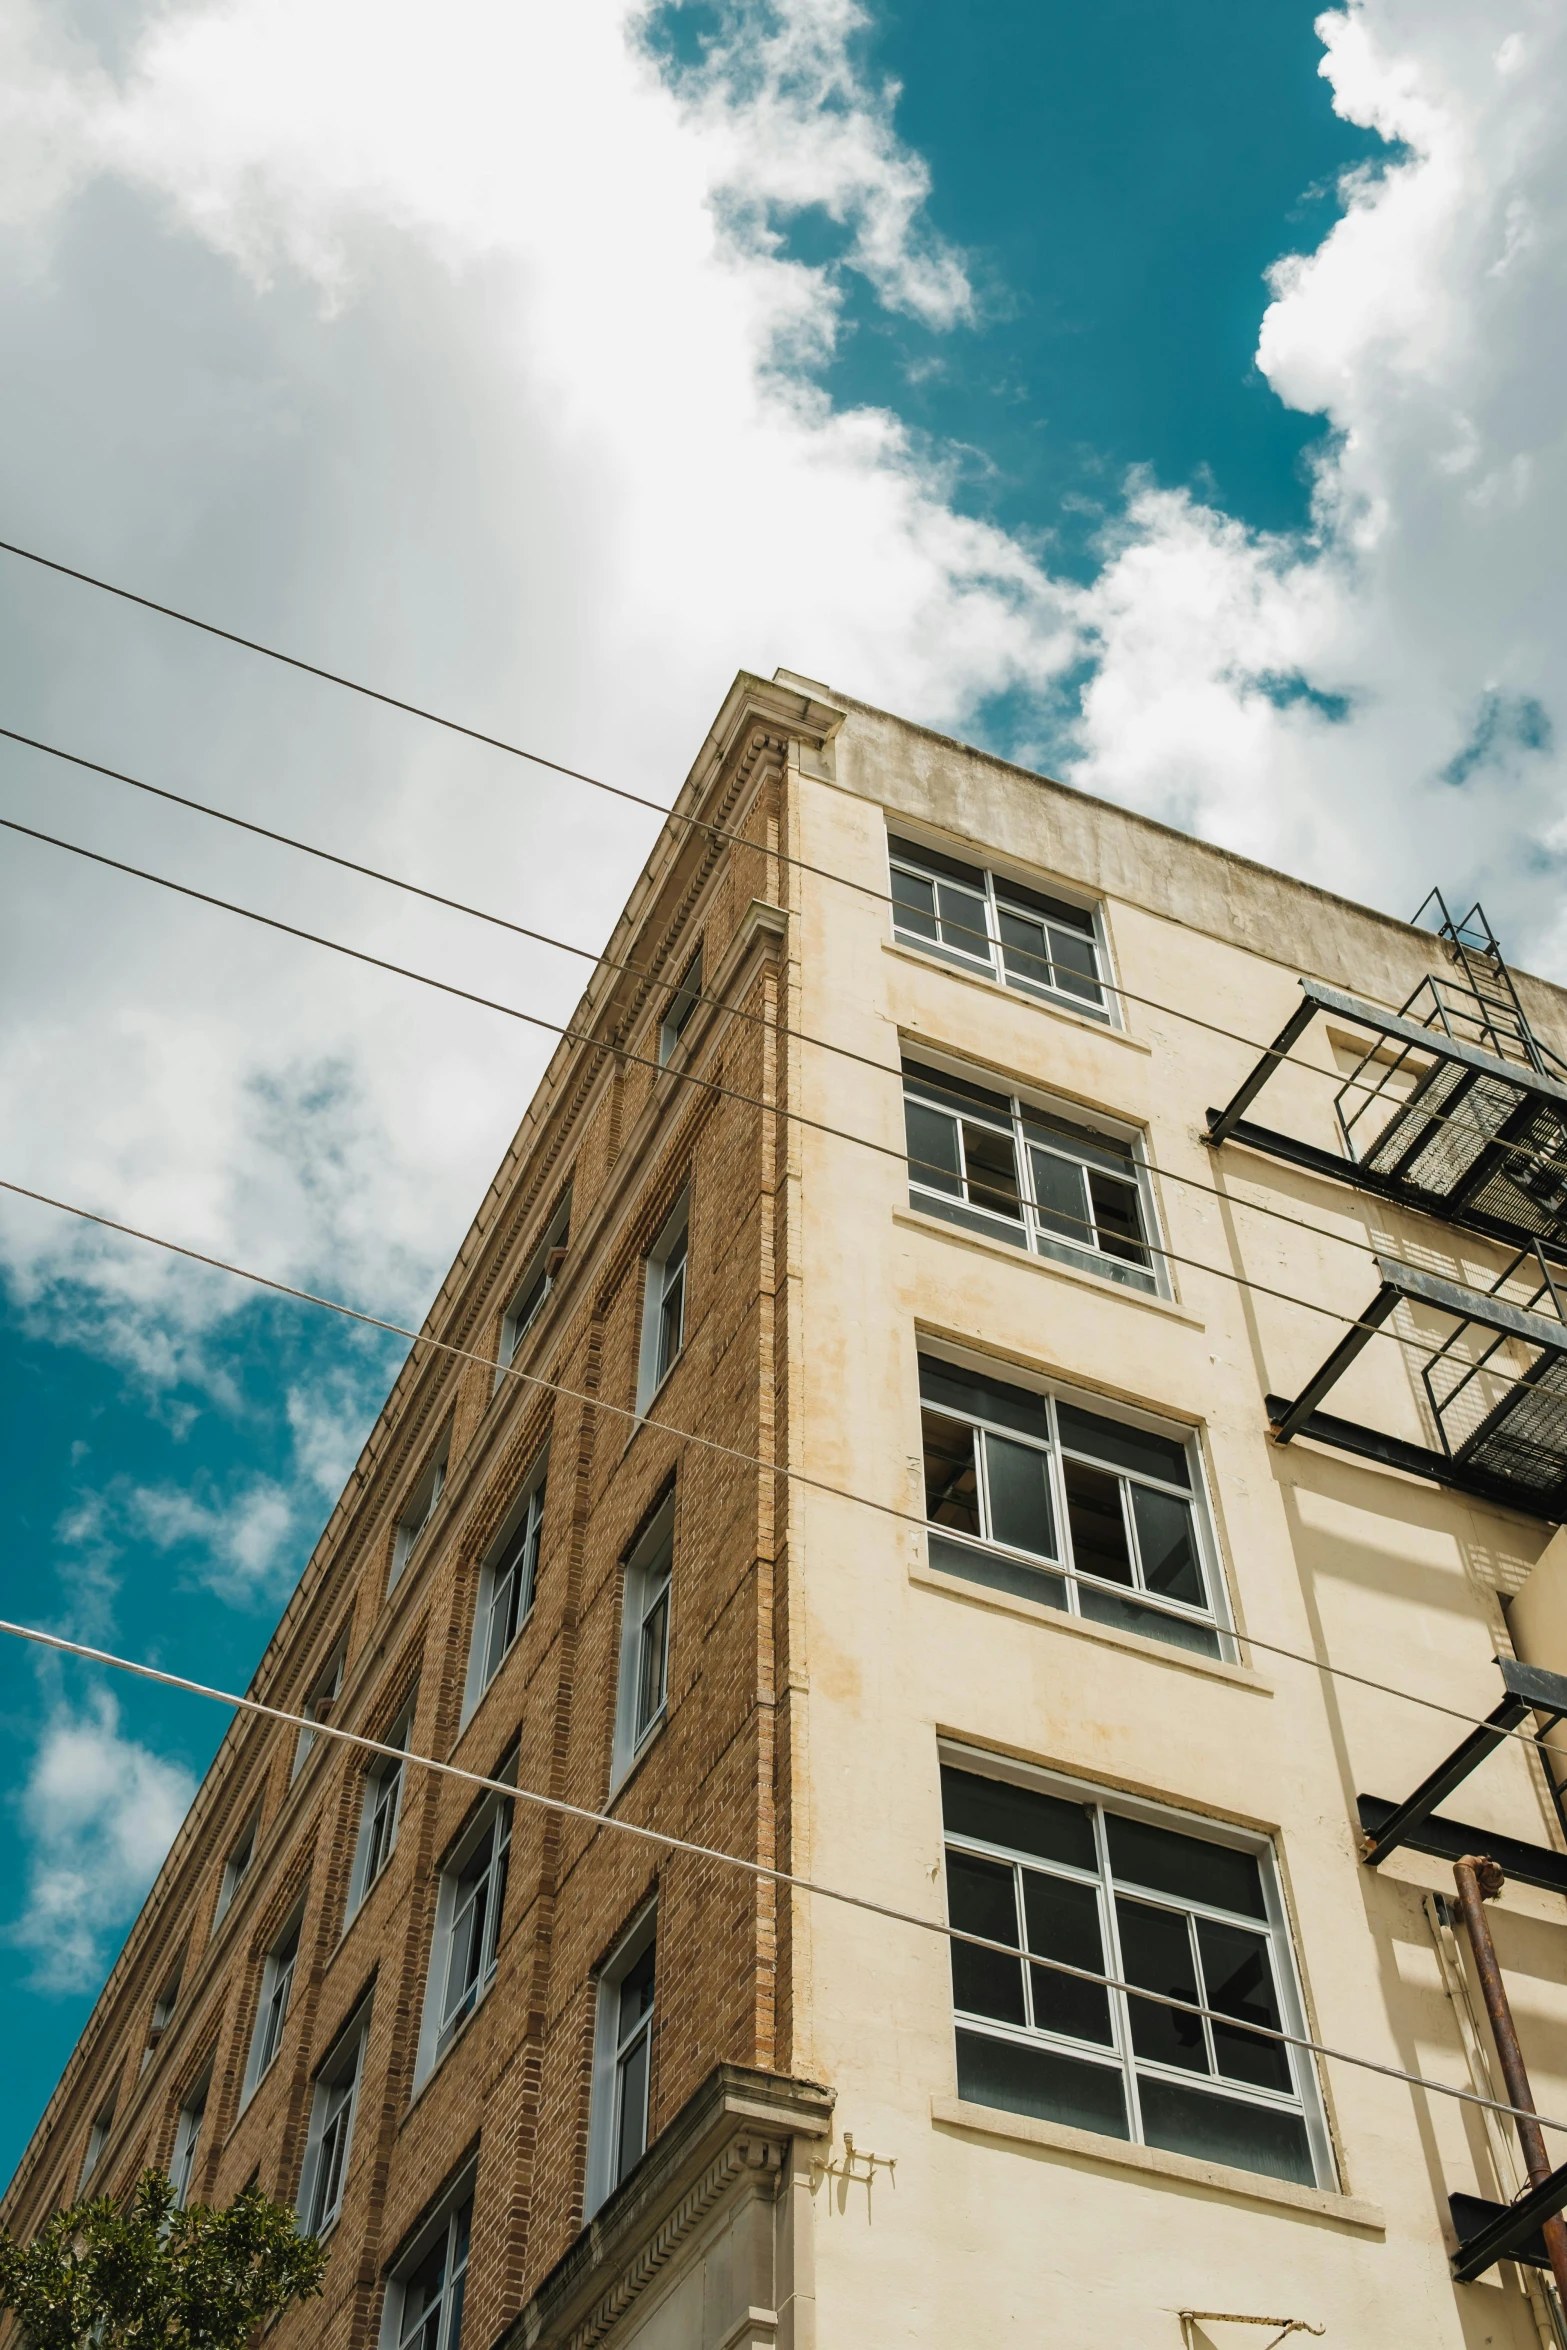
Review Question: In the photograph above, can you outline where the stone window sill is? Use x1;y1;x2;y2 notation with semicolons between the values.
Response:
909;1563;1270;1693
930;2097;1383;2231
892;1206;1205;1329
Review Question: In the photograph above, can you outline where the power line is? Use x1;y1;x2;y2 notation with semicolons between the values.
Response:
0;814;1523;1366
6;1608;1567;2146
4;1167;1566;1773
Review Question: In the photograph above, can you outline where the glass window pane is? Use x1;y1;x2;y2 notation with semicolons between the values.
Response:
923;1411;981;1536
901;1060;1013;1121
1131;1488;1205;1608
1022;1872;1113;2045
1076;1581;1221;1656
1136;2077;1315;2186
890;864;939;940
955;2028;1129;2139
940;1767;1098;1872
1087;1170;1149;1265
1063;1460;1134;1587
918;1358;1051;1442
1056;1403;1190;1487
614;2029;651;2185
998;909;1052;992
905;1101;962;1196
983;1433;1058;1559
962;1122;1023;1219
1116;1897;1207;2072
1197;1920;1293;2093
947;1851;1026;2025
1030;1149;1091;1246
936;878;991;960
1105;1815;1268;1921
928;1532;1068;1608
1024;1110;1133;1173
1048;923;1104;1003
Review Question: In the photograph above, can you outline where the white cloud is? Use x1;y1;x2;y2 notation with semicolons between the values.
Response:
9;1692;195;1992
126;1478;296;1605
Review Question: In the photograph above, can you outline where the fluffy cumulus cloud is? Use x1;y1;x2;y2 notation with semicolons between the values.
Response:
9;1692;196;1990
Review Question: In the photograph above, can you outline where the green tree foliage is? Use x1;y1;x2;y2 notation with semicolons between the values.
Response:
0;2170;328;2349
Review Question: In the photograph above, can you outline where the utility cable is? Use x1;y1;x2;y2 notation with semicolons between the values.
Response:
0;814;1528;1368
5;1608;1567;2146
6;1166;1567;1775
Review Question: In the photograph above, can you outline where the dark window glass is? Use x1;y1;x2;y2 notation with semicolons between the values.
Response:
956;2029;1128;2139
890;863;939;941
962;1122;1023;1219
1087;1170;1149;1265
928;1532;1067;1607
1022;1873;1112;2045
1056;1403;1191;1488
1030;1149;1089;1245
947;1852;1026;2025
901;1060;1012;1120
1025;1110;1133;1173
888;835;987;891
904;1101;962;1195
941;1767;1097;1872
1131;1488;1203;1607
1105;1815;1268;1921
1198;1920;1292;2093
984;1433;1057;1559
1063;1460;1134;1587
997;879;1095;934
1137;2078;1314;2186
922;1411;981;1537
997;908;1053;992
1116;1898;1206;2073
918;1360;1051;1443
1050;924;1105;1003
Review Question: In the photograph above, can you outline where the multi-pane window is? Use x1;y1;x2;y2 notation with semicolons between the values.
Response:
888;835;1110;1020
169;2072;209;2209
348;1694;416;1917
245;1910;302;2097
588;1910;656;2216
612;1510;674;1787
942;1761;1328;2189
393;2195;472;2350
637;1193;690;1411
498;1191;571;1376
468;1470;546;1710
298;2010;368;2237
902;1059;1161;1295
658;944;703;1065
423;1797;513;2075
80;2097;115;2189
141;1961;182;2073
919;1355;1225;1658
391;1436;451;1588
214;1808;260;1929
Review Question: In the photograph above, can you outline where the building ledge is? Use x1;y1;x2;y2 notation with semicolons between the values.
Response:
930;2096;1384;2232
884;938;1155;1055
909;1564;1271;1693
892;1207;1206;1328
498;2064;834;2350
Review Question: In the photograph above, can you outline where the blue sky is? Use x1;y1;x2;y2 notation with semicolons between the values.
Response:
0;0;1562;2183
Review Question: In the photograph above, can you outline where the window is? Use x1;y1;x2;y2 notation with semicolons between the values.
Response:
919;1353;1225;1658
888;834;1110;1019
941;1757;1329;2189
658;943;703;1064
418;1791;513;2081
587;1906;656;2216
214;1808;261;1930
141;1960;183;2073
294;1640;348;1778
385;2190;472;2350
498;1190;571;1377
636;1192;689;1411
612;1505;674;1787
464;1463;547;1719
244;1907;303;2099
391;1435;451;1588
902;1058;1162;1295
348;1692;416;1917
169;2069;210;2210
298;2005;370;2237
80;2096;116;2189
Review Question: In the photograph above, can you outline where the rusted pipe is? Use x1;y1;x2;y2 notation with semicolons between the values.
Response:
1452;1854;1567;2308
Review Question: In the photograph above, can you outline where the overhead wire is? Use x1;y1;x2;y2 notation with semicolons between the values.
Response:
5;1608;1567;2145
4;1167;1567;1775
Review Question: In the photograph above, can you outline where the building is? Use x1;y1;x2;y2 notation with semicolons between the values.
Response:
8;669;1567;2349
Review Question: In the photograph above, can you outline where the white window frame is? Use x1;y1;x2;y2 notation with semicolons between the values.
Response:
611;1502;674;1792
379;2172;475;2350
917;1344;1232;1659
496;1191;571;1386
902;1052;1167;1297
141;1960;183;2074
391;1432;452;1590
243;1903;304;2104
348;1692;417;1919
636;1192;690;1414
887;831;1117;1025
461;1456;548;1725
213;1806;261;1932
169;2067;210;2210
415;1784;515;2087
80;2097;116;2190
586;1902;657;2218
938;1741;1333;2191
298;2002;370;2238
293;1638;349;1779
658;942;703;1065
